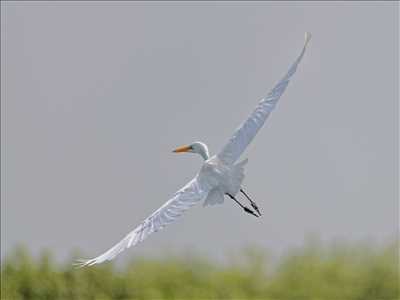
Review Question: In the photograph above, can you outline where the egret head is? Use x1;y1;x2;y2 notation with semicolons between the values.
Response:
173;141;210;160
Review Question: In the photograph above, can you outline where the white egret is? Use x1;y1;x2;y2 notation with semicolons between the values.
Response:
76;32;311;267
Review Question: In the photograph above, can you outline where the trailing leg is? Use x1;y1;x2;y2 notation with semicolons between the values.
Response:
226;193;259;218
240;188;262;216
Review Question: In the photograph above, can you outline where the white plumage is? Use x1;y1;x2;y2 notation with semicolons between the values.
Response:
76;178;206;267
218;32;311;165
76;32;311;267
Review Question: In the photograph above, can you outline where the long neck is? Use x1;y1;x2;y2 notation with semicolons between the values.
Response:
198;146;210;160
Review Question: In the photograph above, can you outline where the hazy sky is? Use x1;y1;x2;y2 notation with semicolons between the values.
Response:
1;2;398;262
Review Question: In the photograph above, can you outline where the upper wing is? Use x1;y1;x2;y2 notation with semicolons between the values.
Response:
218;32;311;165
76;177;208;267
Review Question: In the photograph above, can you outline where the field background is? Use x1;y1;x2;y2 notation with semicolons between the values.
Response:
2;241;398;300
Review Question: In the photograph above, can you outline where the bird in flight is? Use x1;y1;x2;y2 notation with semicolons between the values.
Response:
76;32;311;267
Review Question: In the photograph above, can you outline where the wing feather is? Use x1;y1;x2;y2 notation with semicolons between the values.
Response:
75;177;208;267
218;32;311;165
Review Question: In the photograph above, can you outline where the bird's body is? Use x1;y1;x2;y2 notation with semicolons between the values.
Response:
76;32;311;267
200;154;248;199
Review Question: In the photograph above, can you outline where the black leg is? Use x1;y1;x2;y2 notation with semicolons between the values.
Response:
240;188;262;216
226;193;259;218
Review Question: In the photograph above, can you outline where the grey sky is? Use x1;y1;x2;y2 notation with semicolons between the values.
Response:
1;2;398;262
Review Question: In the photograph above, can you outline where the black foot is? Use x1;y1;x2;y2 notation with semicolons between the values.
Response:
226;193;259;218
251;203;262;217
243;206;259;218
240;188;262;217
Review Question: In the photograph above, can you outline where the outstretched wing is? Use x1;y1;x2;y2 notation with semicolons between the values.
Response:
76;177;208;267
218;32;311;165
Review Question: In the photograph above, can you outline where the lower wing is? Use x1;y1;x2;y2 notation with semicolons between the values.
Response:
75;177;208;267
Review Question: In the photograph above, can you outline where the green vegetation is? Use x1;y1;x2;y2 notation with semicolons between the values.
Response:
1;242;399;300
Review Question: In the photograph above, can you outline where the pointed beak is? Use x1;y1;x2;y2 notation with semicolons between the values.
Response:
172;145;192;153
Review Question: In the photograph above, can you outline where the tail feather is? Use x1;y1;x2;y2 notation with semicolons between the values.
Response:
228;158;248;195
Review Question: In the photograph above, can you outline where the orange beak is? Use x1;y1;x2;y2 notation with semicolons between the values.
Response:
172;145;192;153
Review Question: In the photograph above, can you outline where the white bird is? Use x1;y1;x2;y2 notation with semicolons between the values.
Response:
76;32;311;267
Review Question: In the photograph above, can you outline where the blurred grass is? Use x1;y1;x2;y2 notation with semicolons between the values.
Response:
1;241;399;300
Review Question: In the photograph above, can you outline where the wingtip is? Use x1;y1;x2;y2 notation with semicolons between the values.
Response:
73;258;96;268
304;32;312;46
